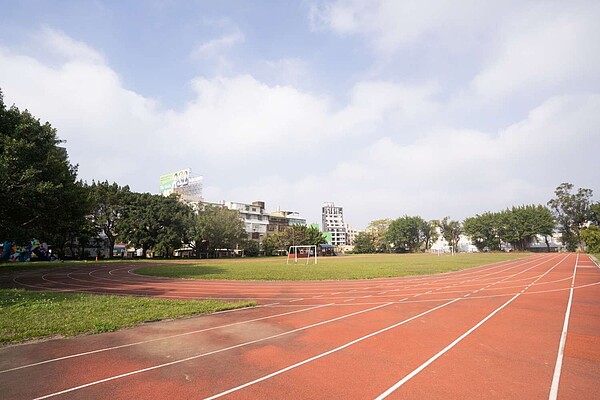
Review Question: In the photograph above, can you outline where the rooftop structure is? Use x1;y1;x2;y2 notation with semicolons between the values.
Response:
159;168;203;203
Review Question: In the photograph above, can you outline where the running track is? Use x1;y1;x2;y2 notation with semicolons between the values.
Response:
1;253;599;399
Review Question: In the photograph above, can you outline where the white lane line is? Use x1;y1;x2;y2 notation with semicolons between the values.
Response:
202;256;557;399
374;254;569;399
32;302;394;400
0;303;328;374
202;298;455;400
548;253;578;400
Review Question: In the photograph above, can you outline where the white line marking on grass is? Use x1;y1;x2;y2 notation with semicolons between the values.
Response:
0;303;327;374
202;298;455;400
31;302;395;399
549;253;578;400
374;254;569;399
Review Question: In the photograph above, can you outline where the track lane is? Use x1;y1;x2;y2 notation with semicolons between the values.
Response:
0;254;598;399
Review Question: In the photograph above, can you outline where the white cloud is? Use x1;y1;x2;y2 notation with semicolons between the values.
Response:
472;4;600;98
0;30;162;186
39;27;106;64
310;0;503;55
191;31;245;59
189;30;245;74
1;27;598;230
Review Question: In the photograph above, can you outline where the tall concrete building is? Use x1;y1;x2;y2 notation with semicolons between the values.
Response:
322;202;346;246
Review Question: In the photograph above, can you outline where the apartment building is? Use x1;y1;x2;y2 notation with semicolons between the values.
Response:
322;202;347;246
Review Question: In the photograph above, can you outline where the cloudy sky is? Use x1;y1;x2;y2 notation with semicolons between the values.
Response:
1;0;598;228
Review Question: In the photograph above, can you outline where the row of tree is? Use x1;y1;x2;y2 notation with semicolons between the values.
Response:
353;187;599;254
353;216;462;254
463;205;555;251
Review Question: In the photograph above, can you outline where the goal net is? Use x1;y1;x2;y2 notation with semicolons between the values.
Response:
286;245;318;265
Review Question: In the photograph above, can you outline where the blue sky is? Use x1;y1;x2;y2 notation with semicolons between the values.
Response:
1;0;598;228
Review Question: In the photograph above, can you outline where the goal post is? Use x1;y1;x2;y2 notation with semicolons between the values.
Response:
286;245;318;265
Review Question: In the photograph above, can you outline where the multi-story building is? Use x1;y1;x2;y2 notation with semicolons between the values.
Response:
222;201;269;241
266;208;307;235
345;225;360;246
322;202;346;246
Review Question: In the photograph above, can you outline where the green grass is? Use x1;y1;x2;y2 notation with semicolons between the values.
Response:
136;253;529;281
0;289;254;344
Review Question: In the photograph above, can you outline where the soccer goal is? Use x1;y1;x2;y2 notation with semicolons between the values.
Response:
286;245;318;265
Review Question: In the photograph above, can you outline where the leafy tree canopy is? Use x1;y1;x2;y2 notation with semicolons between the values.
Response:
0;90;87;247
548;183;593;251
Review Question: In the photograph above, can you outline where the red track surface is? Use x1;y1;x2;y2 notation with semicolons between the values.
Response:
1;254;599;399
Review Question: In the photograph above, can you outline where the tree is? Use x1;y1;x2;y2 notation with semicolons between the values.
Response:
262;233;282;256
590;202;600;226
439;217;462;252
279;225;328;251
423;220;439;251
190;205;246;257
353;232;376;253
152;195;193;258
463;212;502;251
498;205;555;251
581;225;600;253
241;240;260;257
119;192;192;258
366;219;391;252
548;183;593;251
387;215;428;253
89;181;130;259
0;89;87;248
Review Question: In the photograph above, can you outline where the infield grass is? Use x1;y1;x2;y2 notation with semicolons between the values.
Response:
136;252;529;281
0;289;254;344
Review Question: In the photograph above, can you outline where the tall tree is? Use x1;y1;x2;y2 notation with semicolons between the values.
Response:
190;205;246;257
387;215;428;253
498;205;556;251
581;225;600;253
423;220;440;251
366;219;391;252
463;212;502;251
121;192;193;258
0;90;87;246
353;232;376;254
262;233;282;257
89;181;130;258
590;202;600;226
548;183;593;251
279;225;328;250
439;217;462;252
153;195;193;257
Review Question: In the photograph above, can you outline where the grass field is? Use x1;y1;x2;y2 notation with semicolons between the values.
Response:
136;253;529;281
0;289;254;344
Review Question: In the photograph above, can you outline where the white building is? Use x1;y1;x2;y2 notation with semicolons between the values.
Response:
322;202;347;246
430;229;478;253
345;225;360;245
221;201;269;241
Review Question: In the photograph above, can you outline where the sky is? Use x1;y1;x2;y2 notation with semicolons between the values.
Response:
1;0;598;229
